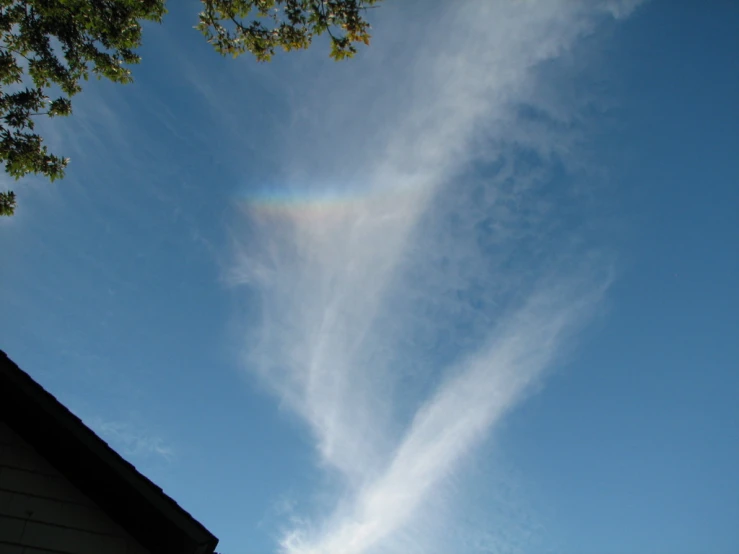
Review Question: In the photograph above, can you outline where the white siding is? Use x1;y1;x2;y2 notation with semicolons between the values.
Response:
0;421;151;554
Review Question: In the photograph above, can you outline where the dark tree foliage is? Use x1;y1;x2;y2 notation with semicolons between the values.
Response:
0;0;166;215
0;189;14;215
198;0;380;62
0;0;380;216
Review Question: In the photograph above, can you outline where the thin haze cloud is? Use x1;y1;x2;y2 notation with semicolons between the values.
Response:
89;417;175;462
229;1;640;552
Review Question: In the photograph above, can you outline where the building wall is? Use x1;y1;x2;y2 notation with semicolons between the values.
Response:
0;421;151;554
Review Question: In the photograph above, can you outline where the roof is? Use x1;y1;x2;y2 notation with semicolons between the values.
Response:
0;350;219;554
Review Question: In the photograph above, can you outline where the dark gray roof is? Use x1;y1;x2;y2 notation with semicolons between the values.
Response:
0;349;219;554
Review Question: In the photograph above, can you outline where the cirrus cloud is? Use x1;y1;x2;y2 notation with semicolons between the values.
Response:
228;1;641;552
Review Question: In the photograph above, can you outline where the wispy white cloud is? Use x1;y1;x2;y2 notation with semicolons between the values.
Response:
278;279;608;554
227;1;641;552
89;417;175;462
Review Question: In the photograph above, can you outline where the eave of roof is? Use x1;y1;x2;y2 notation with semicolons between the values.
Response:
0;350;219;554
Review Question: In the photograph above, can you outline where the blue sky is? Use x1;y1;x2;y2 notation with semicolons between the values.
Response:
1;1;737;553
